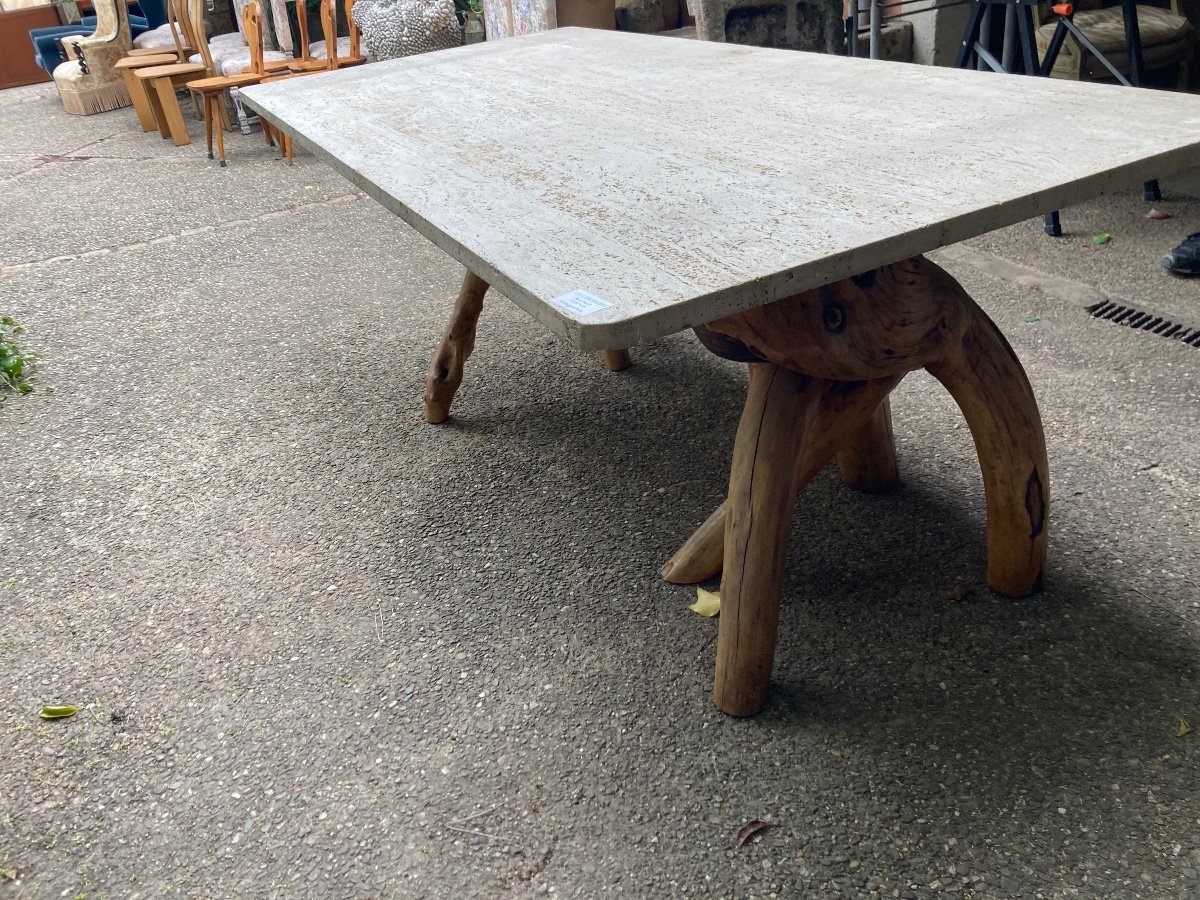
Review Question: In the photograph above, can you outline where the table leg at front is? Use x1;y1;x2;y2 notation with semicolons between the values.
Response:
424;270;489;424
715;364;818;717
714;368;903;715
601;349;631;372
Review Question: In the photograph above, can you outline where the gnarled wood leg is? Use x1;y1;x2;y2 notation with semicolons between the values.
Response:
662;378;902;585
836;397;900;493
673;256;1047;715
716;364;819;717
662;500;727;584
716;368;904;716
926;299;1048;597
424;270;489;424
601;349;631;372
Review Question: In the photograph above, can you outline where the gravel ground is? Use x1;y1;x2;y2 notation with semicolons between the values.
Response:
1;81;1198;899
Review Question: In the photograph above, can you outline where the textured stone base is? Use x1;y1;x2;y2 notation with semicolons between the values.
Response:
692;0;844;53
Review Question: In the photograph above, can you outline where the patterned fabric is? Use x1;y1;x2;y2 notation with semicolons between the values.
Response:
482;0;555;37
219;47;289;74
353;0;459;59
1036;5;1192;77
309;35;351;58
210;31;248;47
230;0;279;49
267;0;293;52
132;22;175;48
53;0;133;114
189;46;289;74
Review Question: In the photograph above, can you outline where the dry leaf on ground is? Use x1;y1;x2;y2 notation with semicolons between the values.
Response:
946;579;972;602
735;820;776;849
689;587;720;618
1146;208;1171;220
1178;718;1193;738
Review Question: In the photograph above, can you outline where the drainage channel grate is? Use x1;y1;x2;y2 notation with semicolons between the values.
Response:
1085;300;1200;348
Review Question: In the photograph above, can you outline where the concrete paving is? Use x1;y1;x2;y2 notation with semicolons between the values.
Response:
1;80;1198;899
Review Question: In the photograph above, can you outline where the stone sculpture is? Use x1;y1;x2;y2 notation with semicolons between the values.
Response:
352;0;461;60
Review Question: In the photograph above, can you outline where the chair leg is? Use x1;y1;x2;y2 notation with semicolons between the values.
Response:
214;100;227;166
153;77;191;146
218;96;232;133
190;88;202;120
142;76;171;139
123;69;157;132
284;133;293;166
203;93;214;160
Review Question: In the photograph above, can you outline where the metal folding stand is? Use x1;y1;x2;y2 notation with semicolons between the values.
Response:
954;0;1161;235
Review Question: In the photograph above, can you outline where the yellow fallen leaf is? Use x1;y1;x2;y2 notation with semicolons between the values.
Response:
689;587;720;618
1178;718;1193;738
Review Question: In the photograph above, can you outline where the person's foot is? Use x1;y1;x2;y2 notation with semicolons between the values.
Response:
1161;232;1200;275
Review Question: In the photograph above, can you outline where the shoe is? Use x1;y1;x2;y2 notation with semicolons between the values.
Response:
1160;232;1200;275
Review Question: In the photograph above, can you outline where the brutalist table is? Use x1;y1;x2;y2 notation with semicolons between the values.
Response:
241;29;1200;716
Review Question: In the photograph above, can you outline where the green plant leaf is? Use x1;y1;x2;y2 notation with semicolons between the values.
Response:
1092;233;1112;245
39;706;78;719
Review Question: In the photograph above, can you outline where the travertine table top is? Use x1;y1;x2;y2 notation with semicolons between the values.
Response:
242;29;1200;350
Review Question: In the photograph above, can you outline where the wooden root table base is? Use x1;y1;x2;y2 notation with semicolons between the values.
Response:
425;255;1048;718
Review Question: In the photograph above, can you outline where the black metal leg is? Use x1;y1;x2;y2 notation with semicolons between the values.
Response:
1040;20;1069;76
978;3;993;70
1144;180;1162;202
1121;0;1145;85
1043;211;1062;237
1002;3;1016;69
1017;4;1038;75
956;1;986;69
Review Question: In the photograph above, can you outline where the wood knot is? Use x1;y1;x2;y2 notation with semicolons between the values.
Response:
822;302;847;334
850;269;876;289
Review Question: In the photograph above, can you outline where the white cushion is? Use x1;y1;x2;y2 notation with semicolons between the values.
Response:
309;36;351;59
218;48;289;75
209;32;246;48
132;24;175;49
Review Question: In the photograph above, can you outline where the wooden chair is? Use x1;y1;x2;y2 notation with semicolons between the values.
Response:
308;0;366;67
125;0;194;58
114;0;195;132
256;0;361;163
130;0;209;145
186;0;274;165
1034;0;1193;86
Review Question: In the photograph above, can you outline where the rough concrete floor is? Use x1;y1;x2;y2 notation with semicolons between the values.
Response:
1;81;1198;900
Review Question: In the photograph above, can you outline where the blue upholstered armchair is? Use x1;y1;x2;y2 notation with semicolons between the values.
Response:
30;0;166;74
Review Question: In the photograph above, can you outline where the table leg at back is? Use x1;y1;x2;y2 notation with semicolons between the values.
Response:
424;270;490;424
